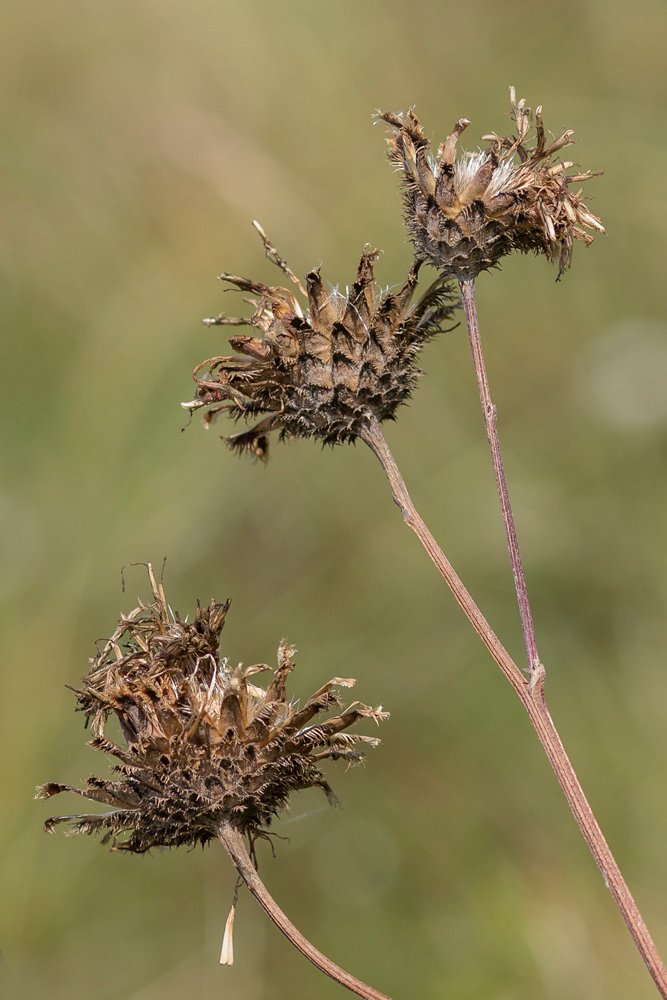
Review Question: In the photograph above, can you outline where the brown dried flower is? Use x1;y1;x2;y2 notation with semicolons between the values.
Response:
37;566;387;853
182;226;458;459
379;87;605;280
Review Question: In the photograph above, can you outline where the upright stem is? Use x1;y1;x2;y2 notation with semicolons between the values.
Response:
459;277;539;674
218;822;394;1000
359;419;667;998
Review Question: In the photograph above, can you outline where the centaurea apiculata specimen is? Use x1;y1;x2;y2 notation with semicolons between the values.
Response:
37;565;392;1000
379;87;604;279
182;225;458;459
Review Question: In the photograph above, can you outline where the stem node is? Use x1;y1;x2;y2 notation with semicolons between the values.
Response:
528;660;546;698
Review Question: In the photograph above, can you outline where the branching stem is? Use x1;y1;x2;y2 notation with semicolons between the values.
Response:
359;419;667;998
217;822;394;1000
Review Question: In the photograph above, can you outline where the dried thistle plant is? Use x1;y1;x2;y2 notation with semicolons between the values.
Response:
37;564;392;1000
176;99;667;996
181;224;458;459
41;83;667;999
379;87;604;280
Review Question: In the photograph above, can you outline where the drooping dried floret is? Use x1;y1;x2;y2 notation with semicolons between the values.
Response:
379;87;604;280
37;565;387;853
182;227;458;459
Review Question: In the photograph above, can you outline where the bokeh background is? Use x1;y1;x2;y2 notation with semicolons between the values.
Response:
2;1;667;997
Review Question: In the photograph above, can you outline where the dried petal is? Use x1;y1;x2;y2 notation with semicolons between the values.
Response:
220;904;236;965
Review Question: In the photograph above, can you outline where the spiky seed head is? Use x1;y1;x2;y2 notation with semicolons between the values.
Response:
182;240;458;459
379;87;604;280
37;566;388;853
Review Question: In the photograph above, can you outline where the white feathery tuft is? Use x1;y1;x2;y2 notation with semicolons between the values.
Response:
485;159;519;199
453;150;489;194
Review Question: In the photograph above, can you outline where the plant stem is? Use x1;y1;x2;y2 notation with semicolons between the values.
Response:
359;418;667;998
459;276;539;674
217;822;394;1000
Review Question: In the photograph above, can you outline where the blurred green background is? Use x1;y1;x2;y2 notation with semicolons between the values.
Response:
2;1;667;997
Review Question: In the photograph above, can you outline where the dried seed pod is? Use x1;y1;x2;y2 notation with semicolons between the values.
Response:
37;566;387;853
379;87;604;280
182;235;458;460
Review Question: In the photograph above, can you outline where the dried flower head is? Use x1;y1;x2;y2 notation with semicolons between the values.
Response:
181;224;458;459
37;565;387;853
379;87;604;280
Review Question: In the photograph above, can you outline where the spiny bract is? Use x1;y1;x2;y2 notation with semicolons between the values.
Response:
182;232;458;459
379;87;604;280
37;566;387;852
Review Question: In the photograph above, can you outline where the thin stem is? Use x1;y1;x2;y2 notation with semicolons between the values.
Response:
217;822;394;1000
359;419;667;999
459;276;539;673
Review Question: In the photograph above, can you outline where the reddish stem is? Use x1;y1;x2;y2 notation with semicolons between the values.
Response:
459;276;539;673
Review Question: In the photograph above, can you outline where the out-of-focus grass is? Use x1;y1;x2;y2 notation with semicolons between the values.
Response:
2;1;667;997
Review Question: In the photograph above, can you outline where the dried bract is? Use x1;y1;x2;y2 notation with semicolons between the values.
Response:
37;567;387;852
379;87;604;279
182;240;458;459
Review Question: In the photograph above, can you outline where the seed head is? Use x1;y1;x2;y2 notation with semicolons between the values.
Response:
379;87;605;280
182;226;458;460
37;566;387;852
